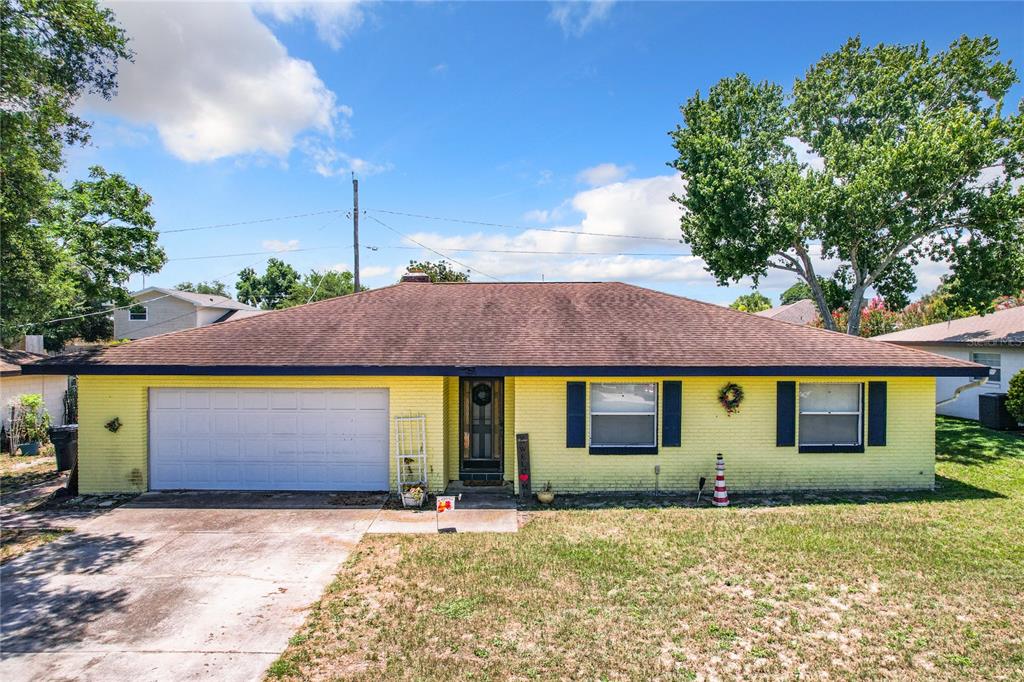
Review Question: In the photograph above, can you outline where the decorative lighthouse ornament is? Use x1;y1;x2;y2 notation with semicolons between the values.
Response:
712;453;730;507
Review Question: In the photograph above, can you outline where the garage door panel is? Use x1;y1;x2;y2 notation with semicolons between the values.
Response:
150;388;390;491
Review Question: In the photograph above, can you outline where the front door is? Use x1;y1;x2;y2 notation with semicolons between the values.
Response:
460;378;504;480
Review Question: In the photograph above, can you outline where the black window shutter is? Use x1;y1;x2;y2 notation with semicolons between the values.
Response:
776;381;796;447
662;381;682;447
566;382;586;448
868;381;887;447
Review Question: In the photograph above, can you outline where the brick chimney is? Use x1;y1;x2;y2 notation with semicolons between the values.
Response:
399;271;432;283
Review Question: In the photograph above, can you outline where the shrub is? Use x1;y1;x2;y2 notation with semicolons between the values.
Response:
1006;371;1024;425
7;394;52;444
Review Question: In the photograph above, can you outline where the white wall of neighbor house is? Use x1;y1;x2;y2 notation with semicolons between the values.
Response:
113;293;197;339
196;306;230;326
903;344;1024;420
1;375;71;430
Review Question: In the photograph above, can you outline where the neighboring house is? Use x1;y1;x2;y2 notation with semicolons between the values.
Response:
756;299;820;326
113;287;264;340
875;306;1024;420
27;278;984;495
1;348;70;432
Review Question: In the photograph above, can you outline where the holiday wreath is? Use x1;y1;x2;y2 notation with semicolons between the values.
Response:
718;382;744;415
472;383;493;406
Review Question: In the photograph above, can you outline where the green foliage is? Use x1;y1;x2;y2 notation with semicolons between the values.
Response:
281;269;362;307
1006;371;1024;424
3;167;165;348
407;260;470;283
175;281;229;297
235;258;300;309
781;276;853;312
729;292;772;312
10;394;52;443
1;1;164;349
899;284;981;329
237;260;363;309
670;36;1023;335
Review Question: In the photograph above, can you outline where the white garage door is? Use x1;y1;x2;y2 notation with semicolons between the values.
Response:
149;388;389;491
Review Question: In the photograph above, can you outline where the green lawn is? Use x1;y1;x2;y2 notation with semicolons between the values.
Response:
270;417;1023;681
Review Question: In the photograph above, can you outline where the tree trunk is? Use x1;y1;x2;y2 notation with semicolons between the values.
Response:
846;286;868;336
806;276;837;331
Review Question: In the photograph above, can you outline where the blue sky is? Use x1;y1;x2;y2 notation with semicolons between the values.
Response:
70;1;1024;304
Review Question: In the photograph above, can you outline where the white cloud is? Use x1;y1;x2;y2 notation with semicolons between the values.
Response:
576;162;632;187
785;137;825;172
255;1;367;50
548;1;615;37
302;140;393;177
93;2;343;163
262;239;300;252
361;265;394;278
431;63;448;75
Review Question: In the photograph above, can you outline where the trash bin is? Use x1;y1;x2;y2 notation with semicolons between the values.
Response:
48;424;78;472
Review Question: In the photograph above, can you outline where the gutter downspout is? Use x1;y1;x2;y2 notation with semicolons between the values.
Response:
935;377;989;408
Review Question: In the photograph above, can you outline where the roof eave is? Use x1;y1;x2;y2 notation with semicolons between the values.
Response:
21;363;988;378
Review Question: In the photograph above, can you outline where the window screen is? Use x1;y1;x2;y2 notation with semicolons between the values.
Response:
798;383;862;447
590;383;657;448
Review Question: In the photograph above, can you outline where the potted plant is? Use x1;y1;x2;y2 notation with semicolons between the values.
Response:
536;481;555;505
10;394;50;456
401;484;426;508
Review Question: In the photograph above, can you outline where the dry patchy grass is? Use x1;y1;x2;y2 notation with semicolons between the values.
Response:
270;418;1023;681
0;450;59;494
0;528;70;564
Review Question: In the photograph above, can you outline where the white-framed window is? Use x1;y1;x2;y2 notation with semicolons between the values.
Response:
129;304;148;321
971;352;1001;387
590;383;657;450
799;383;863;450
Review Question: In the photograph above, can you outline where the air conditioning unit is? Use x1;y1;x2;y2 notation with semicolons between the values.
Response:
978;393;1015;431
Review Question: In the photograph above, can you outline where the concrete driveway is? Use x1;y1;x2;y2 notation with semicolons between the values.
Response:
0;492;382;682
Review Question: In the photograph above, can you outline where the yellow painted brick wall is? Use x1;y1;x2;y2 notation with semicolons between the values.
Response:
513;375;936;493
77;375;446;494
444;376;459;482
504;376;516;484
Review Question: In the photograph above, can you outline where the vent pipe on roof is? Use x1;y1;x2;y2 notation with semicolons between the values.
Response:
400;272;432;283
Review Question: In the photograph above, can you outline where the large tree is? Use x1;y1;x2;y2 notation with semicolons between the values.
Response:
406;260;470;283
236;259;300;309
670;36;1023;334
281;269;362;307
729;292;772;313
1;0;165;347
176;280;230;297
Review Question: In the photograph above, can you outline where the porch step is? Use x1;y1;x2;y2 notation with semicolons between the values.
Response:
443;481;516;510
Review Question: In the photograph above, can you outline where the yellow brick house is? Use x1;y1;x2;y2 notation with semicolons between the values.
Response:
26;277;985;496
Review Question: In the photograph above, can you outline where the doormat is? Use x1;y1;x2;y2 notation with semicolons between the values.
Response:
462;480;505;487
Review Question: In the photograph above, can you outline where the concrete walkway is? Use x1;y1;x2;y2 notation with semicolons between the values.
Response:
0;492;380;682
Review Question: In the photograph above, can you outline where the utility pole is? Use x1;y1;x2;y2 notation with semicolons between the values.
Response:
352;173;360;291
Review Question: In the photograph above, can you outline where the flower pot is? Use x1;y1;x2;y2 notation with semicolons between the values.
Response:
16;441;40;456
536;490;555;505
401;491;425;508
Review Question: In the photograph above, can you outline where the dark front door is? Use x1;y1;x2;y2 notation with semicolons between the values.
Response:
460;378;504;479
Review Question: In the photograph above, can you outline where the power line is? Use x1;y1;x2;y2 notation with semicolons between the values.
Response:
364;244;693;258
21;255;279;330
160;208;348;234
367;208;684;243
167;244;351;262
366;214;504;282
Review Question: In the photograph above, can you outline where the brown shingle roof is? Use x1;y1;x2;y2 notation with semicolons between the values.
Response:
25;282;984;377
755;299;820;326
875;306;1024;346
1;348;46;377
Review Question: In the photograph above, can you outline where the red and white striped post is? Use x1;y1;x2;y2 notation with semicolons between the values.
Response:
712;453;729;507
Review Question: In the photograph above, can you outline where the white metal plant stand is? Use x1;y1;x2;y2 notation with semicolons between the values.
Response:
394;415;428;496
